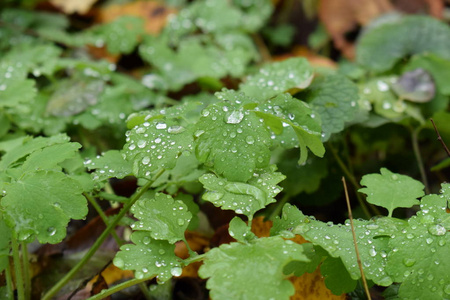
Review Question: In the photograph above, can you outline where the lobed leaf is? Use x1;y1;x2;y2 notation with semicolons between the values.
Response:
84;150;133;182
195;101;272;182
0;214;11;272
356;15;450;72
2;170;87;243
124;118;194;179
113;231;183;283
386;185;450;299
239;57;313;100
130;193;192;243
298;74;359;141
359;168;425;217
0;134;71;171
200;167;285;219
199;237;308;300
254;93;324;164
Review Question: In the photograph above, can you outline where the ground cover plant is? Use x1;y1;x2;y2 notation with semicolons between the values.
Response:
0;0;449;299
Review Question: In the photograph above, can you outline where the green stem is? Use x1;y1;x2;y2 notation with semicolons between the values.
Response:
85;276;155;300
11;235;25;300
182;238;197;258
137;282;152;300
84;192;122;246
411;127;430;194
328;144;373;218
5;260;14;300
268;193;290;220
21;242;31;300
42;169;165;300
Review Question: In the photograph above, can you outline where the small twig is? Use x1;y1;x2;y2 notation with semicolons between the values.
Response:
342;177;372;300
430;118;450;157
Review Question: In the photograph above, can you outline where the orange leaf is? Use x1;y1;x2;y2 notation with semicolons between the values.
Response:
95;1;176;35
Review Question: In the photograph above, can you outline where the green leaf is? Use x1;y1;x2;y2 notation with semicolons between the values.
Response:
254;93;324;164
228;216;256;242
199;237;308;300
92;16;145;54
359;168;425;217
0;62;36;108
84;150;132;182
320;256;357;295
140;34;256;91
20;142;81;172
270;203;305;238
283;243;324;276
124;118;194;179
2;43;63;77
199;167;285;219
299;74;359;141
278;152;328;196
294;216;399;286
239;57;313;100
113;231;183;283
195;101;272;182
2;170;87;243
386;186;450;299
356;15;450;72
0;214;11;272
0;134;70;171
130;193;192;243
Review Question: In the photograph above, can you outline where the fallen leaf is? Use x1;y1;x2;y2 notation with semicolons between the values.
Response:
319;0;393;59
289;270;346;300
95;1;176;35
50;0;98;14
90;273;110;298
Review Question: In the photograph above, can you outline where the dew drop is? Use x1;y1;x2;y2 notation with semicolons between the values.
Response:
177;219;185;226
158;249;165;255
444;284;450;295
156;123;167;129
47;227;56;236
142;236;151;245
135;271;144;279
403;258;416;267
142;156;150;165
137;140;147;148
369;248;377;257
428;224;446;236
226;110;244;124
245;136;255;145
114;257;124;268
203;192;224;201
171;267;182;277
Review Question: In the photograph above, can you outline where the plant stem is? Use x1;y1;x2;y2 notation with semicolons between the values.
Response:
84;192;122;246
21;242;31;300
85;276;155;300
182;238;197;258
327;144;373;218
42;169;165;300
268;193;290;220
5;260;14;300
411;127;430;194
342;177;372;300
11;234;25;300
138;282;152;300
